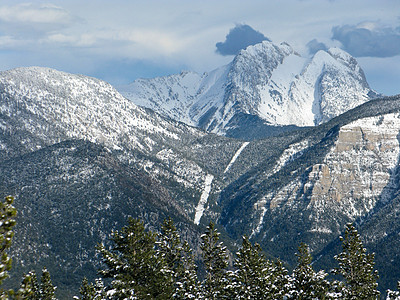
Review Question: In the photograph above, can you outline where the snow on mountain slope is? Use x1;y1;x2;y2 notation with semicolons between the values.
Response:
0;66;250;225
189;65;230;128
289;48;372;125
119;64;231;130
252;112;400;240
258;52;307;124
119;71;203;126
0;67;204;157
120;41;377;135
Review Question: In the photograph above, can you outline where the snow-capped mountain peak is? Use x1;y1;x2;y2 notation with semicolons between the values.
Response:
119;41;377;137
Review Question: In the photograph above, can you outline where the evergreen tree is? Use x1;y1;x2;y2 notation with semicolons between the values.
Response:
79;277;95;300
230;235;271;299
0;196;17;287
291;242;330;299
387;282;400;300
39;267;57;300
14;269;58;300
333;223;380;300
14;272;35;299
173;241;200;299
269;259;292;299
156;217;183;297
0;196;17;299
22;271;40;300
97;217;169;299
157;218;200;299
28;271;40;300
92;278;107;300
200;222;229;299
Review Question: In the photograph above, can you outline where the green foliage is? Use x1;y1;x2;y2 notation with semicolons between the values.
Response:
333;223;380;299
7;272;36;300
39;268;57;300
78;277;95;300
9;268;58;300
173;241;200;299
156;217;183;294
23;271;39;300
97;217;170;299
268;259;291;299
157;218;200;299
92;278;107;300
230;235;272;298
200;222;229;299
291;242;330;299
0;196;17;287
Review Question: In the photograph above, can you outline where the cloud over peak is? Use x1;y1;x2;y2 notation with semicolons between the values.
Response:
306;39;328;55
216;24;270;56
332;22;400;58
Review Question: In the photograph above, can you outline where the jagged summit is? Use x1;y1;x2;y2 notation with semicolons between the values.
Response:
119;41;377;137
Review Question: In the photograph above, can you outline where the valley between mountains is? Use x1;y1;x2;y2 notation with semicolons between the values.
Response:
0;40;400;295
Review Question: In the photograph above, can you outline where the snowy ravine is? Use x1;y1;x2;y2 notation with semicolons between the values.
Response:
223;142;250;173
194;141;250;224
194;174;214;225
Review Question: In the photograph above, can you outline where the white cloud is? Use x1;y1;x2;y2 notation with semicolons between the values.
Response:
117;29;188;55
0;35;21;49
46;33;102;48
0;3;74;25
43;29;187;58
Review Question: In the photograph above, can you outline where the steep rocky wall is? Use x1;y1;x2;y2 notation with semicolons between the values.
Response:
252;113;400;238
309;113;400;219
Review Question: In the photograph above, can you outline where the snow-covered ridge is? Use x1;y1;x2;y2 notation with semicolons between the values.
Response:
0;67;205;154
0;66;226;227
119;41;376;135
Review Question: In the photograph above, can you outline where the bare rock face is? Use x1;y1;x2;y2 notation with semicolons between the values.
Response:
307;114;400;230
265;114;399;224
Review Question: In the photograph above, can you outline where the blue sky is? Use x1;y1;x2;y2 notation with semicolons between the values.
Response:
0;0;399;95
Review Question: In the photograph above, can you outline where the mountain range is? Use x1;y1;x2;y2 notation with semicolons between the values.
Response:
0;41;399;296
119;41;379;139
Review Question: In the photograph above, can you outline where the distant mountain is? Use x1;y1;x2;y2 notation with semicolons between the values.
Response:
1;66;400;295
119;41;379;139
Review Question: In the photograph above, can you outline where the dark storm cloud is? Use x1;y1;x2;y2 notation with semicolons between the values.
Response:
216;24;271;56
332;23;400;57
306;39;328;55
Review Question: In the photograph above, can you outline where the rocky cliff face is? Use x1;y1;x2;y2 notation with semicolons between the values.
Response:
306;114;400;232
